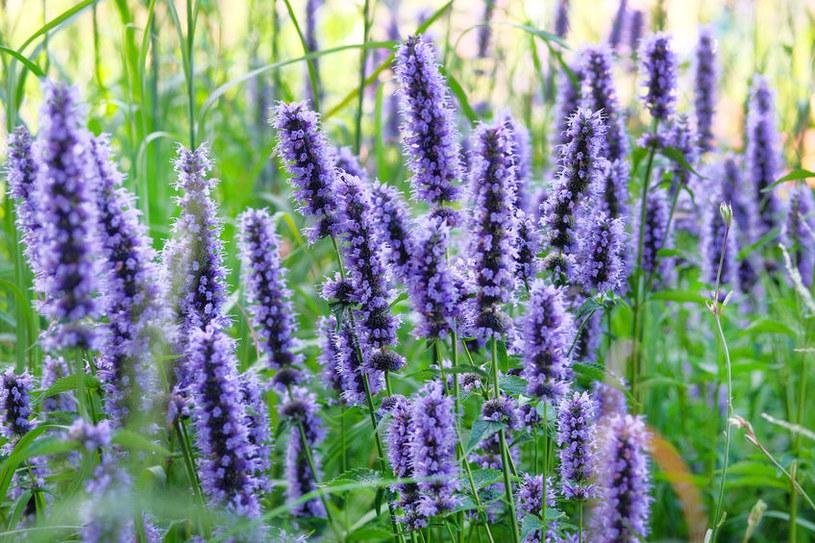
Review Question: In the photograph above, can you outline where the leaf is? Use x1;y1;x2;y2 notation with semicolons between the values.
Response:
744;318;795;337
737;227;780;260
498;374;526;396
520;514;544;541
17;0;96;52
762;169;815;192
660;146;705;179
0;46;44;77
33;374;99;406
466;420;504;453
572;363;606;383
112;429;172;458
469;468;502;489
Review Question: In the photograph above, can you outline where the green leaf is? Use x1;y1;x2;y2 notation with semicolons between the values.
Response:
572;363;606;383
469;468;502;489
744;318;795;337
737;227;781;260
660;146;705;179
439;67;477;124
762;169;815;192
498;374;527;396
0;426;67;499
520;514;544;541
0;46;44;77
34;374;99;406
112;429;172;458
466;420;504;453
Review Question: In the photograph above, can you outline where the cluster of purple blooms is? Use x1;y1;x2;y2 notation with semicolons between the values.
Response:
2;1;809;539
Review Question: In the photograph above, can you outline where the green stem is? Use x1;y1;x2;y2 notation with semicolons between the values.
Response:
295;419;342;541
175;419;205;507
353;0;371;154
491;339;520;543
185;0;196;148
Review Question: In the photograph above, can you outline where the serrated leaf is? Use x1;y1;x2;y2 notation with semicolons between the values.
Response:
520;514;544;540
469;468;502;489
498;374;526;396
572;363;606;383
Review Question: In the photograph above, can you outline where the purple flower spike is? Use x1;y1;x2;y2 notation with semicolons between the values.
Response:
282;386;326;518
7;126;42;276
337;172;404;369
593;381;628;420
581;46;628;162
554;0;570;38
518;280;573;402
784;185;815;288
575;212;627;294
395;35;462;206
694;28;717;152
335;319;384;405
666;115;697;194
187;326;260;517
273;101;340;242
640;34;677;121
603;159;630;220
514;209;542;288
371;183;416;283
317;315;343;395
543;108;607;254
334;146;368;181
238;208;303;385
240;369;273;493
468;122;519;342
408;216;460;340
410;381;459;519
557;391;597;499
608;0;628;51
636;189;673;285
627;10;645;53
516;474;557;543
554;65;585;150
701;176;738;288
591;414;652;543
91;135;161;425
476;0;496;58
33;82;101;349
502;113;533;212
1;370;34;440
386;394;423;528
746;75;781;239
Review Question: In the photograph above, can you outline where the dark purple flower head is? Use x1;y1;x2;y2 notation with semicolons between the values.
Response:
640;34;677;121
627;10;645;53
592;414;652;542
395;35;462;205
370;183;416;283
410;381;459;518
746;75;781;239
784;185;815;288
514;209;542;288
554;0;570;38
516;474;557;543
482;395;521;431
321;273;356;306
575;212;627;294
719;156;760;292
273;101;340;242
282;386;326;518
468;122;519;342
1;370;34;440
608;0;628;50
90;135;161;425
316;315;343;395
543;108;608;254
694;28;717;152
408;216;460;339
238;208;303;378
186;325;260;517
701;177;738;287
476;0;496;58
33;82;101;349
337;173;401;354
636;189;673;284
240;369;273;493
334;146;367;181
557;391;597;499
334;319;384;406
7;125;42;275
518;280;573;402
603;159;630;219
580;46;628;162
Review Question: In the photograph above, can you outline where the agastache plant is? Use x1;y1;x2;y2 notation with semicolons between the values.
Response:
7;126;41;276
746;75;781;239
581;46;628;162
557;391;597;499
273;101;340;241
370;182;416;284
186;326;261;517
554;0;570;38
468;122;518;342
395;35;462;208
33;82;101;349
575;212;627;295
476;0;496;58
238;208;304;388
90;135;161;425
694;28;717;152
385;394;422;528
641;34;677;121
281;386;326;517
608;0;628;50
784;185;815;288
701;179;738;288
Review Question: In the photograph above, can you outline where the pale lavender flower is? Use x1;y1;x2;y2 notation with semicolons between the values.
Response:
468;122;519;342
694;28;717;152
603;159;630;220
502;113;532;211
581;46;628;162
557;391;596;499
784;185;815;287
609;0;628;50
666;115;697;195
627;10;645;54
395;35;462;206
335;146;367;180
593;381;628;420
410;381;459;519
240;369;273;493
591;414;652;542
335;320;384;405
33;82;101;349
476;0;496;58
90;135;161;425
515;210;542;288
518;280;573;402
371;183;416;283
554;0;570;38
516;474;557;543
746;75;781;239
187;326;260;517
636;189;672;284
385;394;422;528
273;101;340;241
640;34;677;121
575;212;627;294
701;179;738;287
238;208;303;387
554;65;585;150
6;126;41;275
316;315;343;395
542;108;607;254
281;386;326;518
408;216;460;339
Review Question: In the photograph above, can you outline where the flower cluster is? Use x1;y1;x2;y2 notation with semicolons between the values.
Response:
641;34;677;121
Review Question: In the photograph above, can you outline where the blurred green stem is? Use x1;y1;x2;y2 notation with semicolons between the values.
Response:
491;339;520;543
353;0;371;154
